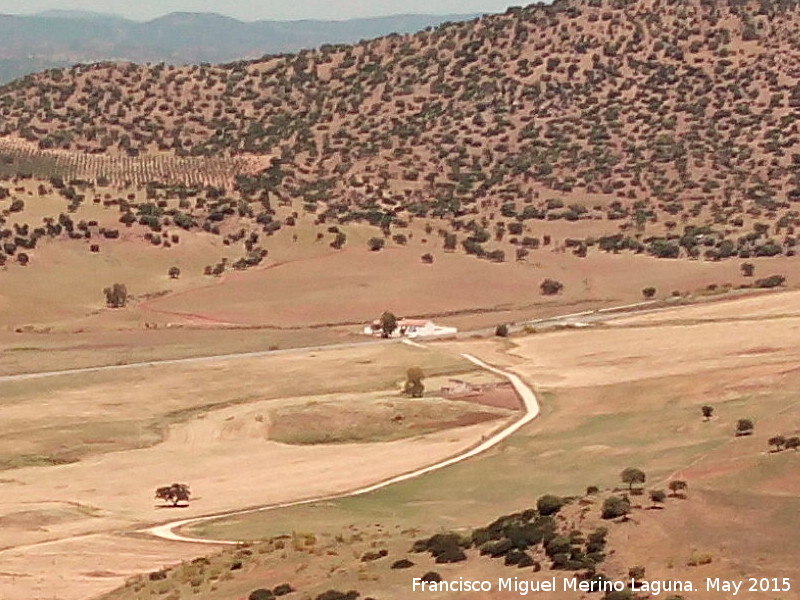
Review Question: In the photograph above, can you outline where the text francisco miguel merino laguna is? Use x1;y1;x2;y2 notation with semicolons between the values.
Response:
412;576;733;596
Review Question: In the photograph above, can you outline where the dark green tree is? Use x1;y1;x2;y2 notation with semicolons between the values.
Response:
380;311;398;338
601;495;631;519
620;467;646;491
103;283;128;308
736;418;755;437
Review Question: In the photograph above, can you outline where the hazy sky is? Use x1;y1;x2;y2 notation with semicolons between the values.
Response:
3;1;520;21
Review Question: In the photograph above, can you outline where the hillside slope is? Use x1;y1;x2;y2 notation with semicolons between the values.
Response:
0;0;800;302
1;0;797;211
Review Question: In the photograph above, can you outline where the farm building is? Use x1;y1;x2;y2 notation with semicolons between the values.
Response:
362;318;458;339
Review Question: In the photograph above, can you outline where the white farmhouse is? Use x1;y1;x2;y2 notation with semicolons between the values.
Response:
363;318;458;339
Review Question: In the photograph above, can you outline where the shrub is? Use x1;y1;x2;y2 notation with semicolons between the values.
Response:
495;323;510;337
536;494;565;516
368;237;385;251
361;550;388;562
754;275;785;288
687;552;713;567
545;535;572;558
540;278;564;295
390;559;414;569
420;572;442;583
148;570;168;581
642;287;656;299
315;591;360;600
273;584;294;596
504;548;534;567
601;495;631;519
331;232;347;249
435;547;467;563
480;538;513;558
421;253;434;264
249;590;275;600
586;486;600;495
604;590;634;600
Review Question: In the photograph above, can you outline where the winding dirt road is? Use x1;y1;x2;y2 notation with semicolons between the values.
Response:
144;352;540;545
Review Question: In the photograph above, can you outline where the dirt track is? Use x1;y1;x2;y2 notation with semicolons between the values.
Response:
144;353;540;545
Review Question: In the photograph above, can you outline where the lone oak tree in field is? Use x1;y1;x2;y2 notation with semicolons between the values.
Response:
668;480;688;497
103;283;128;308
620;467;646;491
736;418;755;437
155;483;191;506
540;278;564;296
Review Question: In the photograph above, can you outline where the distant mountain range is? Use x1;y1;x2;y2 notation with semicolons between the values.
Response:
0;10;481;83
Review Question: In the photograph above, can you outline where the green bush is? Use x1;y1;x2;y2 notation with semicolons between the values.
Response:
273;584;294;596
754;275;785;288
537;494;565;516
601;496;631;519
540;278;564;295
315;591;359;600
249;590;275;600
480;538;513;558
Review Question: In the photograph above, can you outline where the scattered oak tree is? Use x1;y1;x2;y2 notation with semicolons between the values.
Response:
103;283;128;308
668;480;688;497
155;483;191;506
379;311;398;338
649;490;666;508
368;237;385;251
540;278;564;295
735;418;755;437
768;435;787;452
701;405;714;421
404;366;425;398
620;467;646;491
